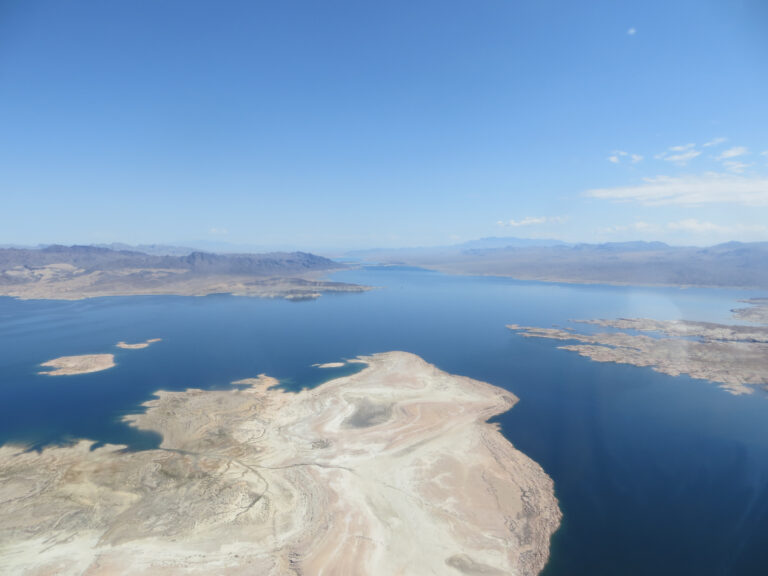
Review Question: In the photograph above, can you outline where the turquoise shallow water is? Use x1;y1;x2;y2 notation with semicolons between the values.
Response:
1;267;767;575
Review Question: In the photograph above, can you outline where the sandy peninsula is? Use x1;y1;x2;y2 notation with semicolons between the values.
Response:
508;303;768;395
116;338;162;349
38;353;115;376
1;351;561;575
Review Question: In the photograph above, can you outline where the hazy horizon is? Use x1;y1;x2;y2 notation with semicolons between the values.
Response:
4;234;768;256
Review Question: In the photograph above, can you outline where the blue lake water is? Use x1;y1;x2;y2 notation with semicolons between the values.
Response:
1;266;767;575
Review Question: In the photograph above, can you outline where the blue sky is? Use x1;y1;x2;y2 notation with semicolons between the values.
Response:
2;0;767;250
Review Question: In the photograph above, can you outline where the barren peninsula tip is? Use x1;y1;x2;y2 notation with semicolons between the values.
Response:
5;351;561;575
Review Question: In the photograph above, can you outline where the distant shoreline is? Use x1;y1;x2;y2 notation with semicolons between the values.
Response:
0;246;371;302
359;262;768;291
350;240;768;290
508;299;768;395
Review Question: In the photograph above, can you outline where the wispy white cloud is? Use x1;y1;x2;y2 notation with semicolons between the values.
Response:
722;160;751;174
665;149;701;165
655;143;701;165
627;27;636;36
208;227;229;236
666;219;726;233
601;221;659;234
585;173;768;206
498;217;546;227
717;146;748;160
497;216;566;228
667;219;767;235
703;137;727;148
600;218;768;239
608;150;642;164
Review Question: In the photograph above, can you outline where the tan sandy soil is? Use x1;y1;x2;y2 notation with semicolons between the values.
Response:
509;310;768;395
1;352;561;575
732;298;768;324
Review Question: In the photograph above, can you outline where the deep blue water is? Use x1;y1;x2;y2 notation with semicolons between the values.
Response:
1;267;767;575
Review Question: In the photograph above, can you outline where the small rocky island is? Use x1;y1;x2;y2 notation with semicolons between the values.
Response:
1;352;561;575
38;353;116;376
39;338;163;376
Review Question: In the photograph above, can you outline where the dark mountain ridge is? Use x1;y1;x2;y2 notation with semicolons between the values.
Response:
0;245;363;301
0;245;341;277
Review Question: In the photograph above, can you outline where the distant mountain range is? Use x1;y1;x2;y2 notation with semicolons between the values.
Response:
93;243;198;256
348;239;768;289
4;240;768;293
0;245;340;277
345;236;567;260
454;237;569;250
0;245;365;300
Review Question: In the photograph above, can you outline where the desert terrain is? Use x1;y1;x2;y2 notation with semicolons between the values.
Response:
508;300;768;395
0;352;561;575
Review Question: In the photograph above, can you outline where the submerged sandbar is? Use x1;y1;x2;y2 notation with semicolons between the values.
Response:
2;351;561;575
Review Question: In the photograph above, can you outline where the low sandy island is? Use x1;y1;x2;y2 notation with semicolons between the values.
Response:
509;302;768;395
313;361;346;368
116;338;162;350
40;339;161;376
1;351;561;575
38;353;115;376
